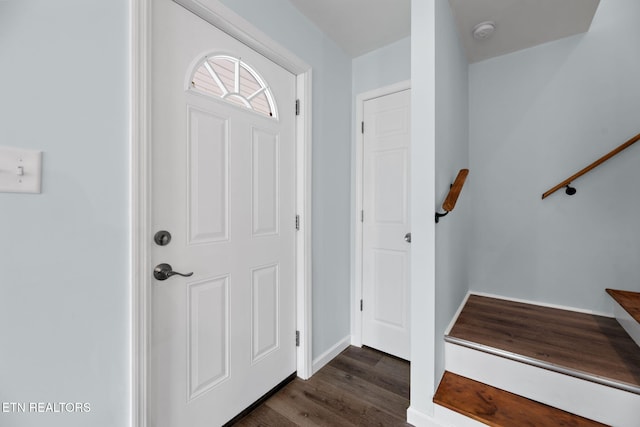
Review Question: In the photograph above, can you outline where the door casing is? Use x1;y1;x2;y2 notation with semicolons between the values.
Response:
352;80;411;348
131;1;313;425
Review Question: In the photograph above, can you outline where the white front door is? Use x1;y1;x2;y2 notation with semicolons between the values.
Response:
150;1;297;425
362;89;411;360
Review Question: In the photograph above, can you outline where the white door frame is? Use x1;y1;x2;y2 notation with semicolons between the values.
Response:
352;80;411;348
131;1;313;426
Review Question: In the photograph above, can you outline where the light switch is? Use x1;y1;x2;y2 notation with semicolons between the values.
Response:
0;146;42;193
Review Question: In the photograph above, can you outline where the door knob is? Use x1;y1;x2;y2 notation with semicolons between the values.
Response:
154;263;193;281
404;233;412;243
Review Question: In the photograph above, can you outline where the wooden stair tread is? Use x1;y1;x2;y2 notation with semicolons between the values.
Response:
434;371;608;427
446;295;640;391
445;295;640;389
606;289;640;324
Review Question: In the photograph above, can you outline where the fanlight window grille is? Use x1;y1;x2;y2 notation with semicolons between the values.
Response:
190;55;277;118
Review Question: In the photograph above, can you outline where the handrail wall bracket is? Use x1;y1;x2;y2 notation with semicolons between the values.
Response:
435;210;449;223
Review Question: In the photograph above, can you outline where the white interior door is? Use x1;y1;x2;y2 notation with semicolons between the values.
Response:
150;1;297;425
362;89;411;360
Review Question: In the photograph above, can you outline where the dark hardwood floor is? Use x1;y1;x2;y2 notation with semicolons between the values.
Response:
233;346;412;426
447;294;640;389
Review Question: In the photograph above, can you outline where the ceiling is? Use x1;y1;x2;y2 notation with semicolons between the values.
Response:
288;0;411;58
287;0;600;63
449;0;601;63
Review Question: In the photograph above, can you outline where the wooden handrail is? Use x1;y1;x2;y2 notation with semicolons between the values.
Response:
436;169;468;223
542;132;640;199
443;169;469;211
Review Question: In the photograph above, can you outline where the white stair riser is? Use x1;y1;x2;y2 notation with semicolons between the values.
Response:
614;303;640;349
406;405;486;427
432;405;487;427
445;342;640;427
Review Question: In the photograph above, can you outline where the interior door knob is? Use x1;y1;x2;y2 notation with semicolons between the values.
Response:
404;233;411;243
154;263;193;281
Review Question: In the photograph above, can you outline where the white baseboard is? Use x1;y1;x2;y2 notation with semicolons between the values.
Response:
311;335;351;374
444;292;471;335
445;342;640;427
407;405;486;427
406;406;441;427
469;291;612;317
407;404;486;427
350;333;362;348
432;405;487;427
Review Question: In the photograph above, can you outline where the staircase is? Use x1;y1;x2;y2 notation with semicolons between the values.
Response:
434;292;640;426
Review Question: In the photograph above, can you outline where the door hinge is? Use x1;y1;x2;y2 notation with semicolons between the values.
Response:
361;210;364;223
361;121;364;134
295;214;300;231
295;99;300;116
360;299;363;311
296;330;300;347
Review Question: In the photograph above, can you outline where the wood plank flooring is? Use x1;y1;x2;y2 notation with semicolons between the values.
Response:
434;371;607;427
233;346;411;426
447;295;640;390
607;288;640;323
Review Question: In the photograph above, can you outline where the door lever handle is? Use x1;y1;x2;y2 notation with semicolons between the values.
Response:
404;233;411;243
154;263;194;281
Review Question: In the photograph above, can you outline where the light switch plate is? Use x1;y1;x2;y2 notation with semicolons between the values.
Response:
0;146;43;193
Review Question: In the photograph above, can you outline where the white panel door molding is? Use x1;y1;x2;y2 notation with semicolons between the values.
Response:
187;275;229;400
187;104;229;244
148;1;297;425
361;88;411;360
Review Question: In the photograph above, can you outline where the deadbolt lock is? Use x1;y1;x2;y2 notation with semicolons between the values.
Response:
154;230;172;246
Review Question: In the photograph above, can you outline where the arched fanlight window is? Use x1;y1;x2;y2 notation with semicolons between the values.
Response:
190;55;277;119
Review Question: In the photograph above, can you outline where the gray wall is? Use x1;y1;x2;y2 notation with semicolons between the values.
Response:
0;1;130;426
352;36;411;96
218;0;353;359
468;0;640;314
434;0;470;384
